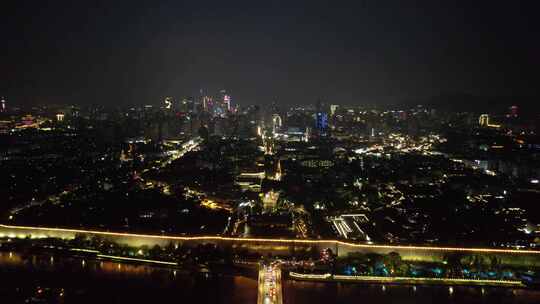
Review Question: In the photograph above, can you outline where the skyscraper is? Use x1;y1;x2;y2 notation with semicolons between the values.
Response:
202;96;212;112
224;94;231;111
330;104;339;116
315;100;329;136
479;114;490;127
272;114;282;134
315;112;328;133
164;97;173;110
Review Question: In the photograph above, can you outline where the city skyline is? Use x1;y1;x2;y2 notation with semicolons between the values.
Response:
2;2;540;303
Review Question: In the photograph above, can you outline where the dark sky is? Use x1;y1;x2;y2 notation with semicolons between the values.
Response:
1;0;539;107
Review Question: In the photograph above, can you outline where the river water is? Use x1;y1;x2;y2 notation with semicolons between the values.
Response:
0;251;257;303
283;279;540;304
1;251;540;303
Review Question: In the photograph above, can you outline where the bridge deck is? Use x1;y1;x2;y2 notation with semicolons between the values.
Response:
257;263;283;304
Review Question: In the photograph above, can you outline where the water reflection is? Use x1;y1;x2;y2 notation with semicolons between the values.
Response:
0;252;257;304
283;278;540;304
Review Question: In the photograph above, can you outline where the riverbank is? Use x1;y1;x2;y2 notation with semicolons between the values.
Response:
288;272;525;288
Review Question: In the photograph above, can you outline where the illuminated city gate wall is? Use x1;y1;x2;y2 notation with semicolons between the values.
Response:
1;225;539;267
333;243;540;267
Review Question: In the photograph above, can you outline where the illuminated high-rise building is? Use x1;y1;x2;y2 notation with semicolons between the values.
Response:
216;89;226;112
164;97;173;110
479;114;490;127
272;114;282;134
185;98;194;113
330;104;339;116
0;98;5;112
315;112;328;133
202;96;212;112
315;100;329;136
224;94;231;111
479;114;501;128
179;98;194;113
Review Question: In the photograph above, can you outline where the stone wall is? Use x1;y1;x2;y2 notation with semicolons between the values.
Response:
1;224;539;267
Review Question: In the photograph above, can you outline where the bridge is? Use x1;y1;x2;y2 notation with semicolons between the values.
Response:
257;262;283;304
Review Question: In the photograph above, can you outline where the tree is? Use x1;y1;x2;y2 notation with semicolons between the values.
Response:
365;253;385;275
149;244;162;258
489;255;501;271
384;252;402;275
462;254;489;278
71;233;88;247
443;252;465;277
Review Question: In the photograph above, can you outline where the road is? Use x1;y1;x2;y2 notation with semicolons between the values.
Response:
157;136;203;169
257;263;283;304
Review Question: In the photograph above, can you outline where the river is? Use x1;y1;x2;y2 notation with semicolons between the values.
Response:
0;251;257;303
283;279;540;304
1;251;540;303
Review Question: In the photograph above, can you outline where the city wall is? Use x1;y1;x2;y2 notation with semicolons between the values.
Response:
1;224;539;267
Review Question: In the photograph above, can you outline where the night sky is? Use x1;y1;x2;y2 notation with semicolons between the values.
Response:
1;1;539;107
